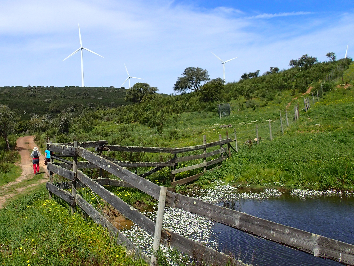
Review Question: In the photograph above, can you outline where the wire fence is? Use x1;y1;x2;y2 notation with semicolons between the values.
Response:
230;92;322;150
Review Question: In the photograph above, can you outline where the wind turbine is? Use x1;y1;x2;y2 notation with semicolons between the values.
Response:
63;24;103;87
345;45;349;59
212;52;237;82
121;64;141;88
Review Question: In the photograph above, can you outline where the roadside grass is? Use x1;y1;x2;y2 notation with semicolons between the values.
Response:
0;164;21;187
0;137;19;186
0;185;147;266
0;173;45;197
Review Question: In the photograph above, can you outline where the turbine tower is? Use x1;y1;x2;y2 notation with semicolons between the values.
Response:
122;64;141;88
63;24;103;87
212;52;237;82
345;45;349;59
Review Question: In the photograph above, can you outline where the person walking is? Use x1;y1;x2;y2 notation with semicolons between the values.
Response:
44;148;51;165
31;147;41;174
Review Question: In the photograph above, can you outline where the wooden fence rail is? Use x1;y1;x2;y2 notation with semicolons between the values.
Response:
47;164;241;265
48;136;233;186
47;141;354;265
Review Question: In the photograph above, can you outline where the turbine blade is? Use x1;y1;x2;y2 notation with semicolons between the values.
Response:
211;52;223;62
122;77;129;86
224;57;237;63
83;48;104;58
131;77;141;79
78;24;83;47
63;48;81;61
124;64;129;75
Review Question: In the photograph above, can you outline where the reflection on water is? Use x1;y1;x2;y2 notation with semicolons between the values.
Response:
211;194;354;266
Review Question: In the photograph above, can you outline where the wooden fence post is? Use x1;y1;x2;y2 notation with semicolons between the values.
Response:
226;130;231;157
203;135;207;173
171;154;177;182
294;106;297;121
294;105;299;121
267;120;273;141
98;148;103;178
71;141;78;214
219;134;223;159
321;83;323;97
151;186;167;266
234;129;238;152
286;111;289;127
280;111;284;135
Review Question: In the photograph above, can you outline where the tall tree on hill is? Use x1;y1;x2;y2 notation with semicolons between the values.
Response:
240;70;260;80
198;78;224;102
326;52;336;62
174;67;210;93
125;83;158;103
0;105;15;150
289;54;318;70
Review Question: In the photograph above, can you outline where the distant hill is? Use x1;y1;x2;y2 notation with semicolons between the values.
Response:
0;86;128;120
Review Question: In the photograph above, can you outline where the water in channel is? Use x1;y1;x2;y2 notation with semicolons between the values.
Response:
211;193;354;266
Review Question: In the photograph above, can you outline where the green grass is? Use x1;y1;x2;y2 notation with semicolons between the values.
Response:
2;60;354;265
194;85;354;191
0;147;20;187
35;84;354;192
0;185;147;266
0;164;21;187
0;172;46;198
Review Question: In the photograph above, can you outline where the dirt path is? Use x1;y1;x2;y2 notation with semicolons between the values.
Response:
0;136;48;208
286;86;313;109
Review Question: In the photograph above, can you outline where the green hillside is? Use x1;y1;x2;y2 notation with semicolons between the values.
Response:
0;86;128;120
1;54;354;265
1;55;354;191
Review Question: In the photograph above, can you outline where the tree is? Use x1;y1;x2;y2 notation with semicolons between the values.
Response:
0;105;15;150
125;83;158;103
198;78;224;102
240;70;260;80
173;67;210;93
289;54;318;70
270;67;279;74
326;52;336;62
263;67;280;76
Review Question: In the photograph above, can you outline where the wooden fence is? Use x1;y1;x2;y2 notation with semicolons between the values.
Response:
51;135;234;187
46;140;354;266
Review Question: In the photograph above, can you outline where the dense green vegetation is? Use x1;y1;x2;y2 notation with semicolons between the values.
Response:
1;53;354;265
0;137;19;186
0;186;147;265
0;86;127;121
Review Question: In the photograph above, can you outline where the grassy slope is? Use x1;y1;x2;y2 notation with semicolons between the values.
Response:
196;85;354;191
87;85;354;191
0;185;147;266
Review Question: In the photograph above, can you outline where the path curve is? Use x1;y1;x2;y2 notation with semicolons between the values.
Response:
286;86;313;109
0;136;48;208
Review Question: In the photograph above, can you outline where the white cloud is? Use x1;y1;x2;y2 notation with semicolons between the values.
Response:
250;11;313;19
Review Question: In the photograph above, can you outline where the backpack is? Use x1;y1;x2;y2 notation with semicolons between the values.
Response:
33;150;39;158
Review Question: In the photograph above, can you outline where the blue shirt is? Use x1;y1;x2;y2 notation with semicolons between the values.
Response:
45;150;51;159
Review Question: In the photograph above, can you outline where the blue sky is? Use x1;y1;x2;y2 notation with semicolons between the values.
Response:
0;0;353;94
